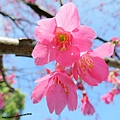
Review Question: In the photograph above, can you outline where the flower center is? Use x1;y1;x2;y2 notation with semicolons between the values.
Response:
53;27;72;51
79;54;94;76
58;34;66;42
53;76;69;94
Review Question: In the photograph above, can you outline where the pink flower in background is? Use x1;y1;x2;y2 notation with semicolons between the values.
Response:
33;3;96;67
107;71;120;84
81;94;95;115
31;70;77;115
111;37;120;47
25;0;36;3
0;94;4;109
73;42;115;86
101;90;116;104
0;73;16;84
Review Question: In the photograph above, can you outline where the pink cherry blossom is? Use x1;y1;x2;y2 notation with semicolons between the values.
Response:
25;0;36;3
101;90;116;104
0;94;4;109
0;73;16;84
6;73;16;84
31;70;77;115
73;42;115;86
107;71;120;84
81;94;95;115
33;3;96;67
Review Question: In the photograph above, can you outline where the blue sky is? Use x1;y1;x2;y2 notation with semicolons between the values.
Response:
2;0;120;120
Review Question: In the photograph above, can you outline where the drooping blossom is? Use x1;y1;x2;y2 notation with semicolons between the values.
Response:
25;0;36;3
0;94;4;109
114;86;120;94
111;37;120;47
32;3;96;67
81;94;95;115
73;42;115;86
107;71;120;84
77;82;84;91
31;68;77;115
101;90;116;104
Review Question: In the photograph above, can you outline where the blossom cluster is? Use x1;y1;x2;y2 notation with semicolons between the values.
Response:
31;3;115;115
101;70;120;104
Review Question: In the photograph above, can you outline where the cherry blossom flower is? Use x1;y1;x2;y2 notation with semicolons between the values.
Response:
0;73;16;84
73;42;115;86
101;90;116;104
6;73;16;84
32;3;96;67
81;94;95;115
31;70;77;115
0;94;4;109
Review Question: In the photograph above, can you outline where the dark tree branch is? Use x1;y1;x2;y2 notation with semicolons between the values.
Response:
20;0;54;18
0;11;36;25
0;37;36;57
0;37;120;68
114;48;120;60
104;58;120;68
96;37;108;42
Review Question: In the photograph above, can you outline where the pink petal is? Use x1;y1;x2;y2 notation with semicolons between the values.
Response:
67;87;77;111
55;72;77;90
35;74;53;83
80;70;99;86
81;57;108;86
90;42;115;58
35;18;56;43
72;25;96;52
55;3;80;31
56;46;80;67
72;25;96;51
72;38;92;52
89;57;109;81
32;43;56;65
46;84;67;115
31;79;49;103
73;25;96;40
72;62;79;80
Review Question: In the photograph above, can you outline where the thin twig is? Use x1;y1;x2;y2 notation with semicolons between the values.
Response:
96;37;108;42
59;0;63;6
0;11;29;38
0;56;15;92
2;113;32;118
